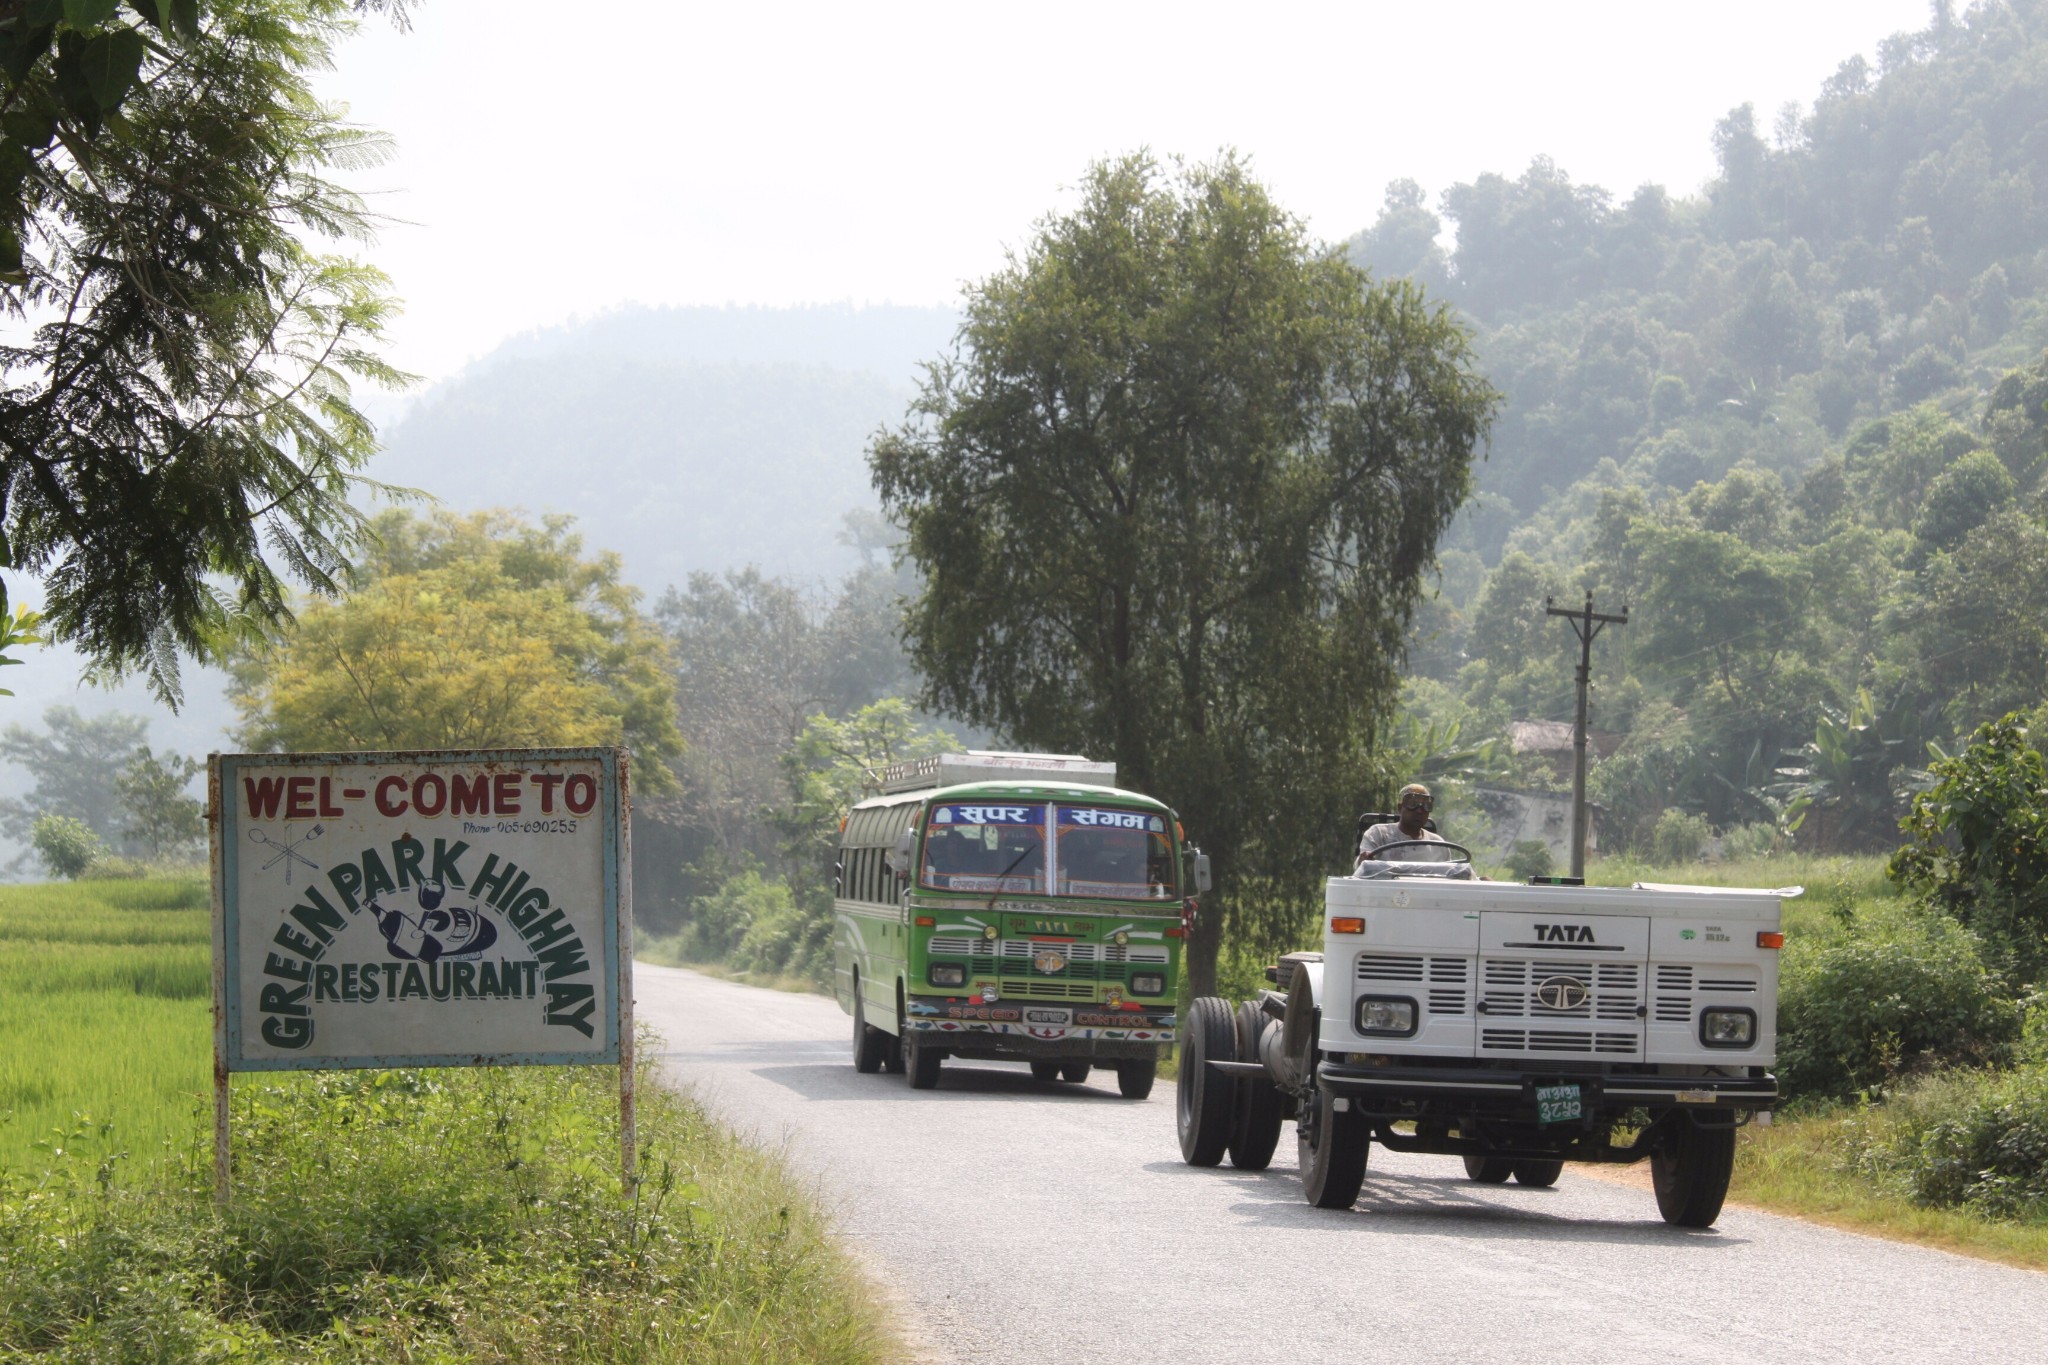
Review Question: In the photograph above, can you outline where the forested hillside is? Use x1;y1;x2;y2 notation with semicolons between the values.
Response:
1347;1;2048;852
369;304;957;588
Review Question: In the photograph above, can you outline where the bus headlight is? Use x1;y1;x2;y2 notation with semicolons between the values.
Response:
1130;972;1165;996
1700;1007;1756;1048
929;963;967;988
1354;996;1417;1036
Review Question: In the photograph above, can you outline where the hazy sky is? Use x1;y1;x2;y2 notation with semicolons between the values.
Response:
324;0;1938;385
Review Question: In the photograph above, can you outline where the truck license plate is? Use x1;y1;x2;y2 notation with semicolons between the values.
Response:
1023;1007;1071;1026
1536;1083;1582;1124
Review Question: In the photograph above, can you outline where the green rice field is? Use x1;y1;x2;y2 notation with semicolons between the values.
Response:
0;878;211;1174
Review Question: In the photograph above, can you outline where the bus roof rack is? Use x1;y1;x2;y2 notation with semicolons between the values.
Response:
880;751;1117;794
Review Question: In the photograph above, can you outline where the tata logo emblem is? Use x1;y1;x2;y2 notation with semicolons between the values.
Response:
1534;923;1595;944
1536;975;1590;1010
1033;947;1069;974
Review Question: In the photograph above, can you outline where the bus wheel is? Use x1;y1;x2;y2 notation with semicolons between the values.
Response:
904;1032;943;1089
1176;996;1238;1166
1059;1062;1092;1083
883;985;906;1073
1116;1059;1156;1099
852;987;888;1074
1029;1061;1061;1082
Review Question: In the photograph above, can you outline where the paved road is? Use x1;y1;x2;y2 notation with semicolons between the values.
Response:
639;963;2048;1364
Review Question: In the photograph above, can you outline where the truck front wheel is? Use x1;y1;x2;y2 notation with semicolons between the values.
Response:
1298;1087;1370;1209
1176;996;1239;1166
1651;1113;1736;1228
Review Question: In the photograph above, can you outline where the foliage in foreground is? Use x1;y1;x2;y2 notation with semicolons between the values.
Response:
1777;901;2022;1101
1;0;408;705
1842;1063;2048;1221
0;1063;898;1364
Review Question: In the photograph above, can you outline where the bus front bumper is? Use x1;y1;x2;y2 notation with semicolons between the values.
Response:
904;995;1175;1045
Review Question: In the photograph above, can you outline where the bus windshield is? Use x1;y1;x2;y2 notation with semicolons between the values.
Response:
918;801;1177;900
1055;805;1176;900
919;802;1045;893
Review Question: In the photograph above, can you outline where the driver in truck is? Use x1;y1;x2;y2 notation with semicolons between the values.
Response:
1356;783;1446;866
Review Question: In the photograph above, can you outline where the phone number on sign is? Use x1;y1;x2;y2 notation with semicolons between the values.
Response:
462;818;581;835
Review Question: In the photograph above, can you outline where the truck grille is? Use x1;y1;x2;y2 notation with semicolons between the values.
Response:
1481;1027;1639;1054
930;936;996;957
999;979;1095;999
1653;963;1761;1022
1355;953;1470;1014
1480;959;1642;1022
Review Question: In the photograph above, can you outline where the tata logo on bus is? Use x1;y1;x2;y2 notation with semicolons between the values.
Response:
1534;923;1596;944
1013;918;1094;935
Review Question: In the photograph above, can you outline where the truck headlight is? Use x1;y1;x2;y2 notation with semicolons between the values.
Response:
1130;972;1165;996
929;963;967;988
1700;1007;1756;1048
1354;996;1417;1036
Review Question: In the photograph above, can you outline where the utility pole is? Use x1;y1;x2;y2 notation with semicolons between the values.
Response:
1546;593;1628;879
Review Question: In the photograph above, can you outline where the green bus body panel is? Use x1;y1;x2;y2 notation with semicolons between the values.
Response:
833;782;1184;1057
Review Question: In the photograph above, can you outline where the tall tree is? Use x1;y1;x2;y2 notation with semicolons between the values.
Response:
230;509;683;788
0;704;147;851
871;152;1497;993
0;0;407;704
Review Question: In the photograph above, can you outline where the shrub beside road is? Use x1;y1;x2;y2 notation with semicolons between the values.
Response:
0;880;902;1362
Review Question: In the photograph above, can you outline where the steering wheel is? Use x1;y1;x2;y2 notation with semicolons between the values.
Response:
1365;839;1472;863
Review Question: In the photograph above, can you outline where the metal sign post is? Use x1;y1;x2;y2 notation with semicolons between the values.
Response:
209;747;634;1201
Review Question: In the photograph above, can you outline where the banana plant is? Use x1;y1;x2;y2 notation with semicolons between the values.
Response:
1772;689;1932;852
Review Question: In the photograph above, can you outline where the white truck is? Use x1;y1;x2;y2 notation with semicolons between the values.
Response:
1177;841;1789;1228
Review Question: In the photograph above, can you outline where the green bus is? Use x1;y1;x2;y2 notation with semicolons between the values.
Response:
834;752;1208;1098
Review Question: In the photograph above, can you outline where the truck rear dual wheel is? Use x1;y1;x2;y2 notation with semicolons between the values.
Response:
1029;1061;1061;1082
1652;1113;1737;1228
1299;1087;1370;1209
1513;1159;1563;1187
1462;1154;1513;1184
1229;1000;1285;1170
1176;996;1239;1166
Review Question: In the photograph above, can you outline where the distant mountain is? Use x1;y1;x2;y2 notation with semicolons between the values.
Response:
369;304;959;593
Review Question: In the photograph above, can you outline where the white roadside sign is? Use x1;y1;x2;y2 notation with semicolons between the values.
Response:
212;748;630;1070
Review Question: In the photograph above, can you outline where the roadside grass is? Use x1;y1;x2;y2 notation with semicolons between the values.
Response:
1;1062;905;1362
1736;1107;2048;1270
0;878;908;1361
0;879;212;1172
